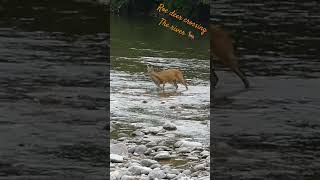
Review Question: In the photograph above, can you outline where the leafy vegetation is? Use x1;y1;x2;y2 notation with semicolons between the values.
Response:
110;0;209;21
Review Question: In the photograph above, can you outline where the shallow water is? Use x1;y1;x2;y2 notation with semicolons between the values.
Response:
212;0;320;179
0;1;108;179
110;15;210;144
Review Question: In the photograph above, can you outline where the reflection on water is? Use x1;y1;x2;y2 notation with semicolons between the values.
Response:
212;0;320;78
0;1;108;179
212;0;320;179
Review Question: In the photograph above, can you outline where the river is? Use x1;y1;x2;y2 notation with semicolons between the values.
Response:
212;0;320;179
0;1;108;179
110;14;210;144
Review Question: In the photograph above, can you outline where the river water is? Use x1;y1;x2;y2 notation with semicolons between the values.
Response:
212;1;320;179
0;1;108;179
110;15;210;144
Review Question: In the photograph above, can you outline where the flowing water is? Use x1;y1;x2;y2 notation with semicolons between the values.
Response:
110;15;211;144
0;1;108;179
212;0;320;179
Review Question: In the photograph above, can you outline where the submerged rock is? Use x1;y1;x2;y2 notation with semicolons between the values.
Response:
163;122;177;130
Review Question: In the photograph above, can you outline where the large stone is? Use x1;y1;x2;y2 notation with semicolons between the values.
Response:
193;163;206;171
163;122;177;130
175;140;202;150
140;159;158;167
110;154;124;163
148;169;166;180
134;145;147;155
154;151;171;160
128;165;152;175
110;143;128;157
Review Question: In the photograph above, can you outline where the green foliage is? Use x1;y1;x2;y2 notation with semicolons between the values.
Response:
110;0;127;11
111;0;209;20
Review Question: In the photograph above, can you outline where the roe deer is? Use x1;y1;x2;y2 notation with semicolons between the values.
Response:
146;65;188;90
210;24;250;88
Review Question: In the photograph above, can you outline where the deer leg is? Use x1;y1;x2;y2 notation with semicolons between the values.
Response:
174;81;178;89
232;67;250;88
155;82;161;90
213;71;219;88
178;79;187;90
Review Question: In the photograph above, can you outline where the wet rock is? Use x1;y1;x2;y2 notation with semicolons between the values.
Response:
193;163;206;171
146;141;157;147
134;145;147;155
154;151;171;160
200;150;210;158
118;137;127;141
140;159;158;167
161;165;171;170
176;140;202;149
118;132;129;138
152;145;171;151
144;148;153;155
150;163;161;169
191;171;199;177
132;130;144;136
163;122;177;130
148;168;166;180
111;143;128;157
169;169;180;175
121;175;136;180
176;147;192;153
142;100;147;103
186;156;199;161
148;126;164;134
176;173;192;180
198;176;210;180
166;173;176;179
182;169;191;175
110;170;121;180
128;146;136;154
110;154;124;163
128;165;152;175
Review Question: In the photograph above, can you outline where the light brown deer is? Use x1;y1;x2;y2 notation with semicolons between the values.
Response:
146;65;188;90
211;24;250;88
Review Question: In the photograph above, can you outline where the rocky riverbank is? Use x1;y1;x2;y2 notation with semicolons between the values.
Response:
110;122;210;180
